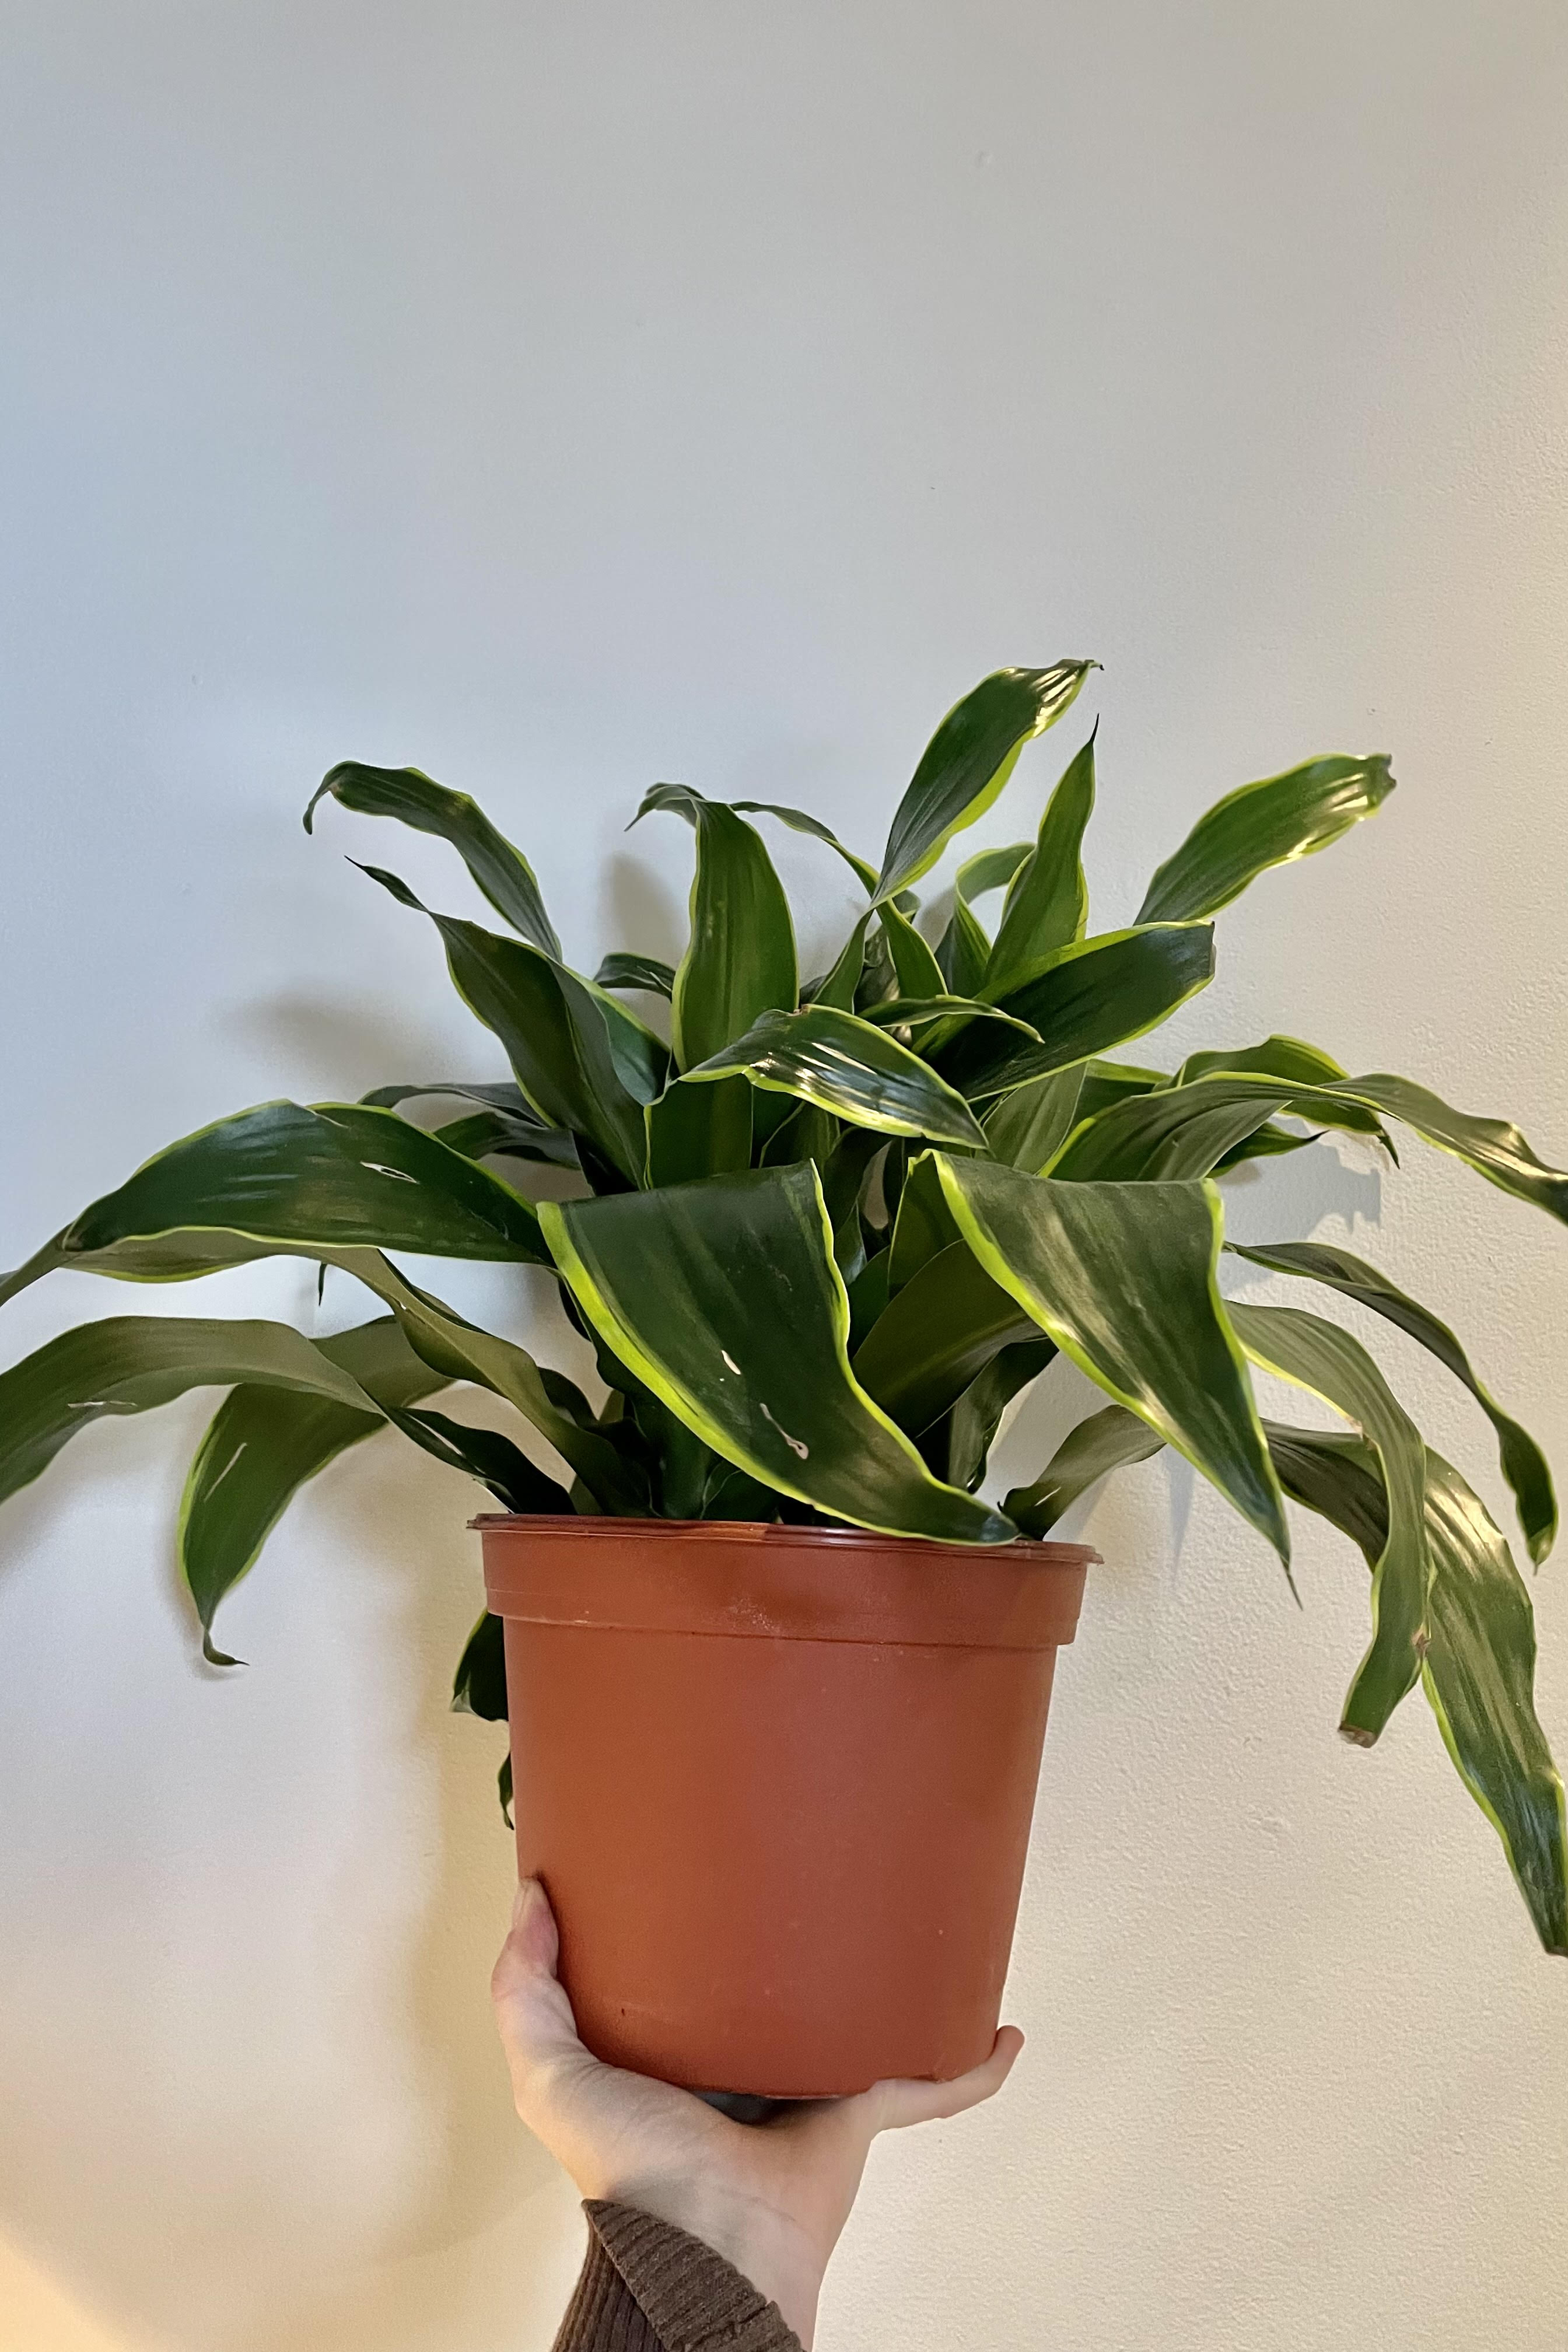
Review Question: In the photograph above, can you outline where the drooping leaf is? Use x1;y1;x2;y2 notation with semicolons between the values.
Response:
645;1076;754;1186
936;925;1216;1100
982;1067;1086;1172
594;952;677;1000
853;1240;1041;1434
1053;1063;1568;1224
391;1406;574;1513
180;1315;452;1662
634;786;798;1068
26;1101;551;1284
1136;754;1395;923
730;801;878;892
0;1229;279;1311
937;1159;1289;1562
1005;1401;1166;1535
985;733;1096;996
874;663;1097;902
538;1166;1012;1542
338;1249;651;1516
304;761;562;956
1266;1425;1567;1955
1175;1035;1388;1144
0;1315;384;1517
683;1005;988;1150
355;865;663;1184
1231;1238;1556;1565
1343;1072;1568;1226
1229;1303;1429;1745
452;1610;509;1721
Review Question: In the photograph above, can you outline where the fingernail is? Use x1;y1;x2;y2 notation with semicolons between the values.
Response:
512;1877;539;1929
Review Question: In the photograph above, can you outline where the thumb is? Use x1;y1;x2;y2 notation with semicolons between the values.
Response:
491;1880;581;2067
864;2026;1025;2133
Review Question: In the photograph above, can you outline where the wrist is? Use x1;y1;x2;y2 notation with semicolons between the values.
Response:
606;2176;826;2347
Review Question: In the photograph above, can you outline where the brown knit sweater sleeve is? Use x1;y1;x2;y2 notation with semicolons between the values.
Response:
551;2200;804;2352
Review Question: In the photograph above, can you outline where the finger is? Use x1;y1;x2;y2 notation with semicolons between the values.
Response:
869;2025;1025;2132
491;1880;582;2068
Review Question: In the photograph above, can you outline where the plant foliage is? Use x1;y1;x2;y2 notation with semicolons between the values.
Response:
5;666;1565;1948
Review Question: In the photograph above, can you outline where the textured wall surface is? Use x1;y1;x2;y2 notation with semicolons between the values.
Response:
2;6;1566;2347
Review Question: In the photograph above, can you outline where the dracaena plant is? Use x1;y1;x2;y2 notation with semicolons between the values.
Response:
4;664;1564;1945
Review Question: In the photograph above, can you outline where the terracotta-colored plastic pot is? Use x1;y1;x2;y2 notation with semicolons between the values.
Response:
480;1515;1095;2099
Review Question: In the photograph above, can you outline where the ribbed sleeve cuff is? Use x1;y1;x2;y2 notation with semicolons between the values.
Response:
548;2199;803;2352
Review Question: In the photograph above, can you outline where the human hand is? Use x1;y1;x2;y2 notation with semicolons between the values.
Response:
492;1878;1023;2349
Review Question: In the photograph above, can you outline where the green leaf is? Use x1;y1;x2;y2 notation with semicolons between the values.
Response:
1076;1061;1166;1118
957;843;1035;905
389;1405;573;1511
1231;1238;1556;1566
0;1230;279;1311
985;733;1096;995
859;996;1041;1043
1230;1303;1429;1744
1052;1063;1568;1224
936;843;1035;996
1266;1426;1567;1955
877;900;948;1000
684;1005;988;1150
430;1110;579;1167
982;1066;1086;1173
940;1338;1056;1493
452;1611;508;1721
538;1166;1012;1543
730;801;878;892
933;881;998;996
339;1249;652;1515
853;1241;1040;1434
887;1150;962;1289
304;761;562;956
875;663;1097;902
594;952;677;999
937;1159;1289;1562
634;786;799;1068
356;864;663;1184
806;912;873;1014
1005;1402;1166;1535
1137;754;1395;924
179;1316;452;1663
38;1100;550;1276
1174;1035;1388;1143
645;1075;754;1186
1051;1080;1293;1182
0;1314;386;1518
1343;1072;1568;1226
936;925;1216;1100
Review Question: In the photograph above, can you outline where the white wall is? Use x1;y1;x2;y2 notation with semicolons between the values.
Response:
2;5;1566;2346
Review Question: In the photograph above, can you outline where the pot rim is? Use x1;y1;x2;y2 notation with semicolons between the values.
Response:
471;1511;1100;1567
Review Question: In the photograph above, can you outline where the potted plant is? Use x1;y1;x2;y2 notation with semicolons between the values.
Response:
3;663;1563;2096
